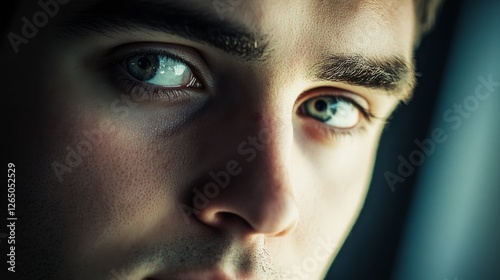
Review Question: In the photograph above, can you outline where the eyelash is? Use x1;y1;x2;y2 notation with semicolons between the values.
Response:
105;48;203;102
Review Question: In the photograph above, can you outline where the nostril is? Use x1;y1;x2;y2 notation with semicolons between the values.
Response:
201;211;255;232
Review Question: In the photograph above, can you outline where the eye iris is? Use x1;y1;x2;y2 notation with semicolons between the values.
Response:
127;55;159;81
305;97;333;121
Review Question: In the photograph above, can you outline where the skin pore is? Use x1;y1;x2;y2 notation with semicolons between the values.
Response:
7;0;417;279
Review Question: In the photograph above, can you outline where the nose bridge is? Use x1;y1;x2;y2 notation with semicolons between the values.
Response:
230;130;298;230
192;99;299;237
240;109;293;165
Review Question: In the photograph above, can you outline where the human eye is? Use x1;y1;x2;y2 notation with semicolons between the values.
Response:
297;91;375;139
126;54;200;88
104;44;211;104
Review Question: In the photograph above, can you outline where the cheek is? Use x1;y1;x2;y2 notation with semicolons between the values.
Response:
314;134;379;230
49;111;195;261
265;132;380;275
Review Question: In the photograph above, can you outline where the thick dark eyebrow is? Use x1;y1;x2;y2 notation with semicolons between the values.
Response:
311;54;416;101
58;0;268;61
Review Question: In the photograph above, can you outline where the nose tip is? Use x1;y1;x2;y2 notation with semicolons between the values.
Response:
197;187;299;236
248;191;300;236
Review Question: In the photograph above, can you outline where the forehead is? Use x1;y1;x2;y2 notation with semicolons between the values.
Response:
62;0;415;54
183;0;416;58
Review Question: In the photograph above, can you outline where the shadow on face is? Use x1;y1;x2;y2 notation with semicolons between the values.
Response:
4;0;417;279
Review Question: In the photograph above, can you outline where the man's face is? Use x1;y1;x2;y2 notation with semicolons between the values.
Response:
11;0;416;278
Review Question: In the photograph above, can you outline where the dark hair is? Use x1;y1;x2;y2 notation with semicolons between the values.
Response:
414;0;444;45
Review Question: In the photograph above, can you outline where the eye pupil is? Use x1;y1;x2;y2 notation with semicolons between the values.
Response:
137;57;152;69
314;99;328;112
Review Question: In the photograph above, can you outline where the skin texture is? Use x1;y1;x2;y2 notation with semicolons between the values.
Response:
5;0;416;279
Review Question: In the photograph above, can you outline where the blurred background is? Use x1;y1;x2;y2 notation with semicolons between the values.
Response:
326;0;500;279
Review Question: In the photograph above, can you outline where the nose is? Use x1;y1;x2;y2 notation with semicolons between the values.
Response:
193;117;299;237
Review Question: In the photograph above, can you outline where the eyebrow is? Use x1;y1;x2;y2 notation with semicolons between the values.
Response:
58;0;268;61
311;54;416;101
